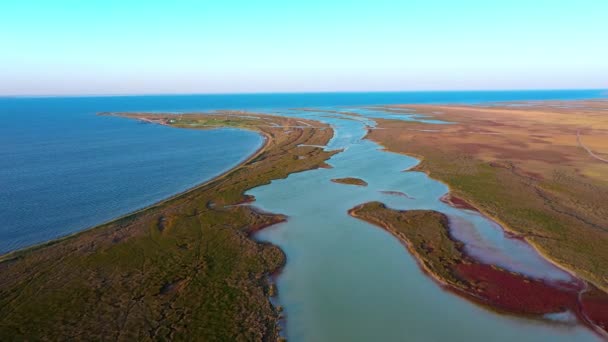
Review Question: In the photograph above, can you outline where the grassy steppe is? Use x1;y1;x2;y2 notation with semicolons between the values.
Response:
365;100;608;292
0;112;336;341
348;202;460;284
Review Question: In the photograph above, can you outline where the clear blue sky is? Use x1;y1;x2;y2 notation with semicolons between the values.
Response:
1;0;607;95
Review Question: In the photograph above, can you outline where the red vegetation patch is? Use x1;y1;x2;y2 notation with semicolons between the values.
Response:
580;285;608;332
351;202;608;336
455;263;580;315
454;262;608;336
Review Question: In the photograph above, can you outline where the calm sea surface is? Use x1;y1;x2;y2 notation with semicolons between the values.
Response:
0;99;264;254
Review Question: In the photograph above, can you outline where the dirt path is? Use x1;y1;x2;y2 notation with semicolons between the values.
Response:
577;130;608;163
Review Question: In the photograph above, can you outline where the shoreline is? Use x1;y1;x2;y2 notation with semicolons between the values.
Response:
348;202;608;338
365;120;608;295
0;121;271;263
360;102;608;337
0;112;337;340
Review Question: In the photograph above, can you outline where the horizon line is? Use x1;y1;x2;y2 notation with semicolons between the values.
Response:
1;87;607;99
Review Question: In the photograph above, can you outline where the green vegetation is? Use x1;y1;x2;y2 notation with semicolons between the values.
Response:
409;154;608;291
348;202;464;286
172;115;264;130
0;112;336;341
348;202;608;326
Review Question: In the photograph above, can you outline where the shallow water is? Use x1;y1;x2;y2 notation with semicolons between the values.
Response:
250;108;599;341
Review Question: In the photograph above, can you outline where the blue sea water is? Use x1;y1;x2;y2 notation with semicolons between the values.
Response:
0;89;605;255
0;103;263;254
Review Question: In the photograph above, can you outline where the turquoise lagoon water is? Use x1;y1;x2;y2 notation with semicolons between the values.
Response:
250;107;601;341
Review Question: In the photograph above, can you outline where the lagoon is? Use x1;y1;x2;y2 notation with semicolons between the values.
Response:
250;107;599;341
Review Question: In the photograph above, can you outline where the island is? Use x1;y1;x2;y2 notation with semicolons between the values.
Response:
349;202;608;334
330;177;368;186
360;100;608;335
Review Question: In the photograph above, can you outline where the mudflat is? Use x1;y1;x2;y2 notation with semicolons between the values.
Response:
0;112;336;340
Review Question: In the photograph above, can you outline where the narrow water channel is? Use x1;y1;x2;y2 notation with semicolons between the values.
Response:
249;108;599;341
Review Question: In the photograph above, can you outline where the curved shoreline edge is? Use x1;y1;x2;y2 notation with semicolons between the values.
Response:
367;100;608;292
364;103;608;294
0;127;270;263
359;101;608;337
0;112;337;341
348;202;608;338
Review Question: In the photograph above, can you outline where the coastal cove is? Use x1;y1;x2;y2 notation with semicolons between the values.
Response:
1;91;607;341
0;107;263;254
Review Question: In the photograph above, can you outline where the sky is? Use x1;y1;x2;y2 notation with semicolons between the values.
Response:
1;0;607;95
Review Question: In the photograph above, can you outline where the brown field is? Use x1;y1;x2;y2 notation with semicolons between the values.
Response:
365;100;608;292
0;112;336;341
